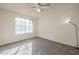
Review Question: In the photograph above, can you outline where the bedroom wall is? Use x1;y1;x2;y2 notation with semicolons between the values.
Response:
38;4;79;47
0;9;38;45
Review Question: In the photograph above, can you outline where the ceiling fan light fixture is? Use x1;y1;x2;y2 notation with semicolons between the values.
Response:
31;3;50;12
37;8;41;12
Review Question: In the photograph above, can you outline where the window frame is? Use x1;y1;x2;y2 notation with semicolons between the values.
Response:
15;17;33;35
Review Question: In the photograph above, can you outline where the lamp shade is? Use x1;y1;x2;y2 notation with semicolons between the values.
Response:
65;17;71;23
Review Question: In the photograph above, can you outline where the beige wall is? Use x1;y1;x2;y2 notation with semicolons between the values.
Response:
0;9;38;45
0;4;79;47
38;4;79;47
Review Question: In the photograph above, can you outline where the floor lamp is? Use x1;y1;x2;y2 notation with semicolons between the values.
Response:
66;18;79;50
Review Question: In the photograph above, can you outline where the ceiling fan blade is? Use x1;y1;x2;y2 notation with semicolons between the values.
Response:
40;3;50;7
31;3;50;12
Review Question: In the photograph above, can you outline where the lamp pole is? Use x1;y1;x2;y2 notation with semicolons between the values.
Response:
69;21;79;49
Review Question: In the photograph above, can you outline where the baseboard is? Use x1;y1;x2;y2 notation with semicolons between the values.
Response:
38;36;76;48
0;36;76;48
0;37;37;47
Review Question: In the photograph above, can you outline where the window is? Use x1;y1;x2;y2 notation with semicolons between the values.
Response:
15;17;33;35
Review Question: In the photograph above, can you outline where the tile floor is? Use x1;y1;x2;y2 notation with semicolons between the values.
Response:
0;37;79;55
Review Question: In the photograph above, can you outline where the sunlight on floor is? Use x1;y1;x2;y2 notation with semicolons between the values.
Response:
16;42;32;55
0;42;32;55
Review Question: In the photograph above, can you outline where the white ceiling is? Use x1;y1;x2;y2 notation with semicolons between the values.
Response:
0;3;79;17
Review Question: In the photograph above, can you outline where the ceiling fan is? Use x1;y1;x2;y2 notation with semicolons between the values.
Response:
32;3;50;12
